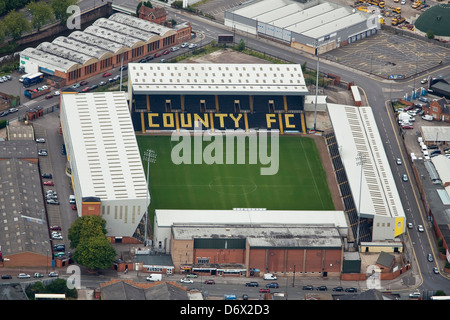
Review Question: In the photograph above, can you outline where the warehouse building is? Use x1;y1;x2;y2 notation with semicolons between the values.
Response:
19;13;191;86
224;0;379;54
59;92;149;242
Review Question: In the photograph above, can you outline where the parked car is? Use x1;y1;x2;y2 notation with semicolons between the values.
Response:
259;288;270;293
154;52;162;58
162;50;170;55
113;75;120;81
417;225;424;232
72;205;77;210
52;234;63;240
38;150;48;156
1;274;12;279
42;173;52;179
90;84;98;90
48;272;59;277
103;72;112;77
265;282;279;288
99;81;107;86
145;56;154;61
33;273;44;278
245;281;259;287
43;181;54;186
81;87;90;92
420;78;427;84
181;42;189;48
80;80;88;86
50;225;61;231
186;273;197;278
47;199;60;205
54;91;60;96
189;43;198;49
36;138;46;143
160;59;166;63
316;286;328;291
418;97;428;103
120;65;128;71
71;83;80;89
345;287;358;292
180;278;193;283
8;108;18;113
332;286;344;292
17;273;31;279
0;111;9;117
302;285;314;290
171;46;179;51
53;244;65;252
138;58;147;63
204;280;215;285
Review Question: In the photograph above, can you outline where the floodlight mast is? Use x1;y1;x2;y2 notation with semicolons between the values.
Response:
143;149;157;246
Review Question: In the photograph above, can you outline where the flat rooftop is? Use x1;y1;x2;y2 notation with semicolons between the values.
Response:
128;63;308;95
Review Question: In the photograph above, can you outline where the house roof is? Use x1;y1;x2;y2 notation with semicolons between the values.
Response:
100;280;189;300
376;251;394;268
139;5;167;19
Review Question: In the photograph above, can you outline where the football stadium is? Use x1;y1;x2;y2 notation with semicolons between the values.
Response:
128;62;335;218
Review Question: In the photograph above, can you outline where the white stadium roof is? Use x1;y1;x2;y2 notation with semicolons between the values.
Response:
327;104;406;220
60;92;148;201
128;63;308;95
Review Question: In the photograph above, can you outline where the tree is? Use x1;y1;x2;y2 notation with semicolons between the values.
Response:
26;1;55;31
50;0;77;25
237;39;245;52
68;215;116;271
426;30;435;40
3;10;31;40
73;236;117;270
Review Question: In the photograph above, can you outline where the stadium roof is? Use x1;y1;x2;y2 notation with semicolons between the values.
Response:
155;209;348;233
60;92;148;201
128;63;308;95
327;104;406;220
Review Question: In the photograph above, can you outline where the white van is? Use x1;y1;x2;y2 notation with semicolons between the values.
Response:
146;274;162;282
263;273;277;280
69;195;76;204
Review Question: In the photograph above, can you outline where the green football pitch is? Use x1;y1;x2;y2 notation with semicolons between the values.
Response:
136;134;334;216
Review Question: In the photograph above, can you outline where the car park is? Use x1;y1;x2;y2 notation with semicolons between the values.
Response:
418;225;424;232
8;108;18;113
402;174;408;182
48;272;59;277
180;278;193;283
36;138;46;143
316;286;328;291
17;273;31;279
204;280;215;285
103;72;112;77
345;287;358;292
332;286;344;292
427;254;433;262
43;181;54;186
245;281;259;287
266;282;279;288
259;288;270;293
302;285;314;290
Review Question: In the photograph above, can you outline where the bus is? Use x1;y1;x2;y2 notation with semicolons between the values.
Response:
23;72;44;87
35;293;66;300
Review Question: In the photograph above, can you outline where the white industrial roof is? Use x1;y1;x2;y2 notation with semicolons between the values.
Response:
421;126;450;142
431;155;450;185
60;92;149;201
155;209;348;230
327;104;406;220
128;63;308;95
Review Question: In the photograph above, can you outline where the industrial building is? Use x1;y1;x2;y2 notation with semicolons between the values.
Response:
327;104;406;242
154;209;348;275
59;92;149;241
224;0;379;54
127;63;309;133
19;13;192;86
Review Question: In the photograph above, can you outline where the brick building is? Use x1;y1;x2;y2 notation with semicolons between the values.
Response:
138;5;167;25
423;97;450;123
